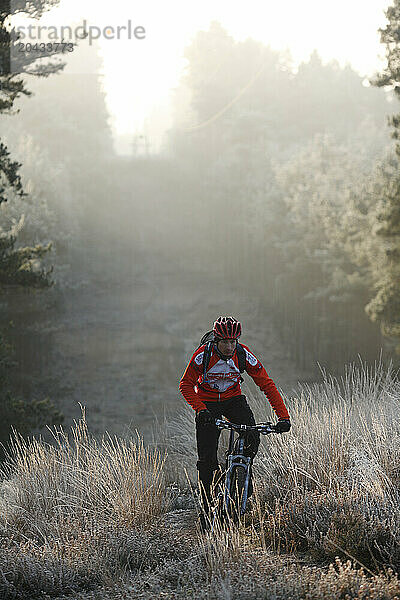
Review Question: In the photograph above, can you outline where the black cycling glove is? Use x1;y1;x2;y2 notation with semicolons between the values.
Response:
196;409;215;426
275;419;291;433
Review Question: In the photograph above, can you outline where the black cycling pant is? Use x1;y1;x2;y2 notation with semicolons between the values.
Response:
195;394;260;511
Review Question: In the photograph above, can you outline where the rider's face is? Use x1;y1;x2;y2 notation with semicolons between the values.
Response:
217;338;237;357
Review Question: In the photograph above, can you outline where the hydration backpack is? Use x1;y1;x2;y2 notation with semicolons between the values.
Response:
197;330;246;383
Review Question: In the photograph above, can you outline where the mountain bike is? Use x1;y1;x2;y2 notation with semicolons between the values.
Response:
210;419;278;531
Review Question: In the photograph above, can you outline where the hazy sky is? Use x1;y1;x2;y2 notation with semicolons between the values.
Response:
16;0;392;152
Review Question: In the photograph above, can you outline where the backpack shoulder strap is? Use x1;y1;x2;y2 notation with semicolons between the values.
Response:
202;340;214;380
237;343;246;374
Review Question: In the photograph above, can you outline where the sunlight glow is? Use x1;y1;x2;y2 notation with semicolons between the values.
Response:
16;0;392;152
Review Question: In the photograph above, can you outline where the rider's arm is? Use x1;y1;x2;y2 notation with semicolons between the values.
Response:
179;352;207;413
241;344;290;421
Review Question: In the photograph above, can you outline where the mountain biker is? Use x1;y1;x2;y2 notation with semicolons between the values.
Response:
179;316;291;523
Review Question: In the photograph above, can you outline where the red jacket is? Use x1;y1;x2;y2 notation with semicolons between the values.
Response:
179;342;289;420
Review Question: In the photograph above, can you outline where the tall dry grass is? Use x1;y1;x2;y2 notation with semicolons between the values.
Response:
166;355;400;574
0;413;174;598
2;358;400;599
253;357;400;571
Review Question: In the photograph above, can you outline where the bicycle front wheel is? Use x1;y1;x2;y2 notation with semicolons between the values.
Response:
227;464;247;523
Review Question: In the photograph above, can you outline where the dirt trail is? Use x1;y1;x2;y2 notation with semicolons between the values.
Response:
47;265;315;440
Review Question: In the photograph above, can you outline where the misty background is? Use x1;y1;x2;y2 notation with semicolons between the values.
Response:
1;1;399;443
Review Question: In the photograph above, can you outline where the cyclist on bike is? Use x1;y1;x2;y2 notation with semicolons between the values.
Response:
179;316;291;522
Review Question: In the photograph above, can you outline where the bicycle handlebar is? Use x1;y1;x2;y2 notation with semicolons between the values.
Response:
215;418;278;434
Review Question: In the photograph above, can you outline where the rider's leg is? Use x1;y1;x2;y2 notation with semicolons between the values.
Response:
222;395;260;498
195;403;222;513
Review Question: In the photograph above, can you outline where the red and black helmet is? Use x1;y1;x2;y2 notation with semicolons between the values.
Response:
213;316;242;340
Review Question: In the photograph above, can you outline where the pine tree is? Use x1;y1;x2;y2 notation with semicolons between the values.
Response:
372;0;400;157
363;157;400;351
0;0;65;450
368;1;400;352
0;140;25;203
0;0;67;285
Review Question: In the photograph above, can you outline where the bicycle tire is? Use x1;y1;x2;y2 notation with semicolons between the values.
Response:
227;464;246;523
210;469;228;531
